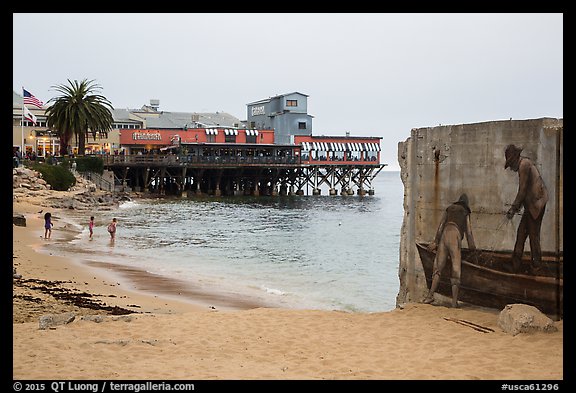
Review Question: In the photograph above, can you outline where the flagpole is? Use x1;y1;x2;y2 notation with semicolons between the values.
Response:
21;89;25;160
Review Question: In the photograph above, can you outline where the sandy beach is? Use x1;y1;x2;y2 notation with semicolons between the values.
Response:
12;183;564;381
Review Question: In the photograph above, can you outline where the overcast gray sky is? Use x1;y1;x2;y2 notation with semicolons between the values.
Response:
13;13;563;171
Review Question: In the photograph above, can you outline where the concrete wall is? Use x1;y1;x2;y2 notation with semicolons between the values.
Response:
396;118;563;305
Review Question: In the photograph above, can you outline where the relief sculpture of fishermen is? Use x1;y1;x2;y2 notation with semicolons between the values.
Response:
503;144;549;274
415;135;561;318
423;193;477;308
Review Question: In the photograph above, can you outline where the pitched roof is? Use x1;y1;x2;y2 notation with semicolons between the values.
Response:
246;91;309;105
13;90;242;129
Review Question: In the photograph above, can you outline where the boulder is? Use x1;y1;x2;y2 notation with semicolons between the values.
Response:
80;315;105;323
39;312;76;330
13;267;22;279
497;304;558;336
13;214;26;227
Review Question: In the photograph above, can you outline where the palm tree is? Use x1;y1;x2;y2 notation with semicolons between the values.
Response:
45;79;114;156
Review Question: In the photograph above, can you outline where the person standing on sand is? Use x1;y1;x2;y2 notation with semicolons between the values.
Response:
44;212;53;239
89;216;95;240
423;193;477;308
107;218;117;241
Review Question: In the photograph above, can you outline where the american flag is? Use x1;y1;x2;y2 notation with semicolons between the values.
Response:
23;88;44;108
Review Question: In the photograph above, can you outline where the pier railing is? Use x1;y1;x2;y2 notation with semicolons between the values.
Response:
79;171;115;192
100;154;381;167
101;154;301;166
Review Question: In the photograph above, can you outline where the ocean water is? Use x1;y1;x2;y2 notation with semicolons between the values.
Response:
48;171;404;313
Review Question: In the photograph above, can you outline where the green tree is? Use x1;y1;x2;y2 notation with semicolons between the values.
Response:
45;79;114;156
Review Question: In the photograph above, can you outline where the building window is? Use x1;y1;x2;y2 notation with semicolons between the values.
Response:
112;123;140;129
22;120;47;127
246;135;257;144
225;135;237;143
298;122;306;130
333;151;344;161
286;100;298;107
250;121;256;129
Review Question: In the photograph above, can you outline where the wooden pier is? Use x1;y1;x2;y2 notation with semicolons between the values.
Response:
102;154;386;197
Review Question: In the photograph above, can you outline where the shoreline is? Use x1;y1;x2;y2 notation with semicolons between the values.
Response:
12;180;564;380
13;206;208;317
27;191;389;314
14;195;276;315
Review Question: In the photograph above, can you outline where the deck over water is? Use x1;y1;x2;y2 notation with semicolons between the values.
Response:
102;154;387;197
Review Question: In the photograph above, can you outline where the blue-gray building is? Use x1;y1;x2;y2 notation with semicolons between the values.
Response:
246;92;313;145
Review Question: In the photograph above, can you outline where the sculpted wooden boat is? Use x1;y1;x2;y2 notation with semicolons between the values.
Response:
415;242;563;319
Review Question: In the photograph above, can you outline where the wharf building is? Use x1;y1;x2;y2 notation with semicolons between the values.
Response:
12;91;243;157
13;91;385;196
246;92;313;145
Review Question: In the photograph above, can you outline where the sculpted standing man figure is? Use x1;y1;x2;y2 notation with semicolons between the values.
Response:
423;193;476;308
504;144;549;274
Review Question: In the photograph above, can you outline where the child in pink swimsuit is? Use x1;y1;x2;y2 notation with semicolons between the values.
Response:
89;216;95;239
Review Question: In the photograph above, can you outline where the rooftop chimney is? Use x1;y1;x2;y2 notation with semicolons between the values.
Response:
150;99;160;110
